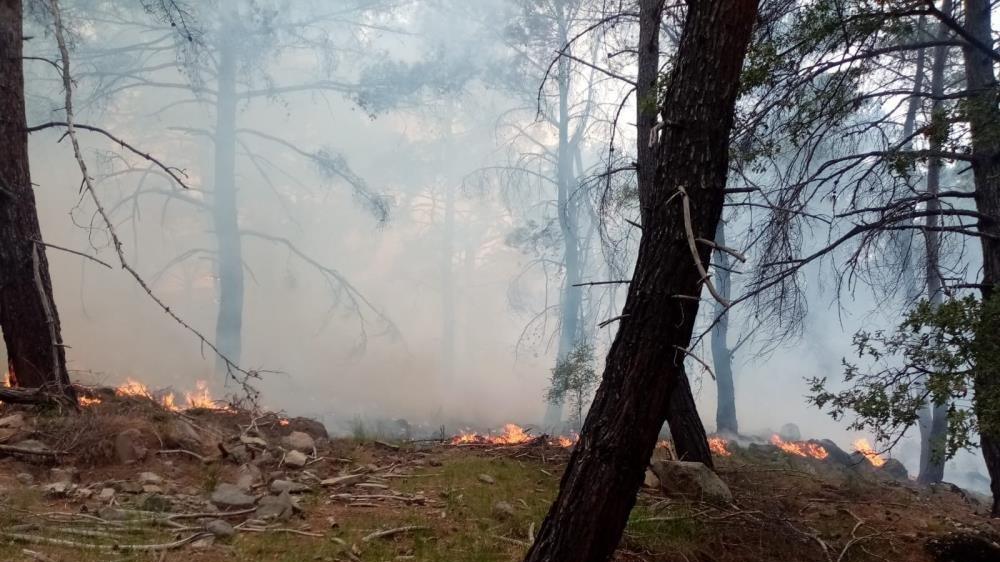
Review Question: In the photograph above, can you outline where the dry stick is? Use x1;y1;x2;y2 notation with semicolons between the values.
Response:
21;550;56;562
361;526;429;542
239;527;323;537
673;345;716;380
155;449;209;463
26;121;191;190
0;532;211;551
46;0;259;399
32;240;112;269
0;444;63;457
677;187;730;306
31;244;66;397
695;237;747;263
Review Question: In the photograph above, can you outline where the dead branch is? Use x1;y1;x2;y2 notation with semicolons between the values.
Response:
155;449;209;463
46;0;260;401
0;444;63;457
678;187;730;306
239;527;323;537
673;345;716;380
598;314;629;328
21;550;56;562
362;525;430;542
0;531;211;551
696;237;747;263
32;239;112;269
26;121;191;190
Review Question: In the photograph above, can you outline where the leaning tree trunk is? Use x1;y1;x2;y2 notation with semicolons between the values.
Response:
712;221;737;435
918;0;952;485
0;0;74;399
962;0;1000;517
522;2;759;560
668;366;714;468
212;25;245;376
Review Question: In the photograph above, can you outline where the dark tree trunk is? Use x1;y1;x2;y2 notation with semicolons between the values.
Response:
668;367;713;468
0;0;74;399
712;221;737;435
918;0;952;485
522;2;759;560
962;0;1000;517
212;24;244;376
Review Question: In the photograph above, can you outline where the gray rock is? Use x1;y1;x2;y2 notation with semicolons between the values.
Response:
643;468;660;488
650;460;733;505
281;431;315;453
236;463;262;491
16;473;34;486
478;473;496;484
880;458;909;480
284;449;308;468
778;423;801;441
492;501;515;519
49;468;77;483
117;481;143;494
142;484;164;494
98;488;115;502
114;428;147;464
211;483;257;509
138;472;162;485
255;491;295;521
270;479;310;494
204;519;236;538
0;413;25;429
12;439;50;453
41;481;72;496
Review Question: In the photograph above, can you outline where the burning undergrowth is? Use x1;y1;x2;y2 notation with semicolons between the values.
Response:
449;423;578;448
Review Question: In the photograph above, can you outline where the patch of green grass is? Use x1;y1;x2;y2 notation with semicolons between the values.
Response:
623;504;699;554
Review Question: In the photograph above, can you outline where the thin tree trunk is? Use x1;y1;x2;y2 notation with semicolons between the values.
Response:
212;23;244;376
441;184;456;382
917;0;952;485
669;366;713;467
0;0;74;399
544;9;582;429
523;2;759;560
713;221;737;435
962;0;1000;517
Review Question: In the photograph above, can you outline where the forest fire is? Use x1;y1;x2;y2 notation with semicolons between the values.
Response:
112;377;229;412
451;423;576;447
769;434;829;460
852;438;886;467
709;436;732;457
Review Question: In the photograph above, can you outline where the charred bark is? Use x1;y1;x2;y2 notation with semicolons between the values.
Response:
522;1;759;560
962;0;1000;517
668;367;713;468
0;0;74;399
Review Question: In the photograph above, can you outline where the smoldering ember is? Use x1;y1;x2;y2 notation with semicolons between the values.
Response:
2;1;1000;561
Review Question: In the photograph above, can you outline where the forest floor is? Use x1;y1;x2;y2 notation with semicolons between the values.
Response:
0;395;999;562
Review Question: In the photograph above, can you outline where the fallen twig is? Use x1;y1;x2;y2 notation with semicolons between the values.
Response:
0;531;211;551
362;525;429;542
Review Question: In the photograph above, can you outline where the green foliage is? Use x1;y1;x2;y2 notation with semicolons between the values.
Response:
808;296;994;459
546;342;598;429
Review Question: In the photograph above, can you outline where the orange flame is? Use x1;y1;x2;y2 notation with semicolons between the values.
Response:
278;419;290;427
451;423;576;447
709;436;732;457
115;378;227;412
2;371;10;388
852;438;886;467
79;396;102;407
769;434;828;460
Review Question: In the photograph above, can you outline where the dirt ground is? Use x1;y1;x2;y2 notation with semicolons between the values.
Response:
1;399;999;562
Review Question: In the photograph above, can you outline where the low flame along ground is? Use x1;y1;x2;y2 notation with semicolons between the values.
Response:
451;423;577;448
80;377;230;412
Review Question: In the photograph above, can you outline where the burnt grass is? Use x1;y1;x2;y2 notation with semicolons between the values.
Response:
0;402;998;562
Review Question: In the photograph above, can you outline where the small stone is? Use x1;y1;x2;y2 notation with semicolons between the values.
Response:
281;431;315;453
138;472;162;485
98;507;128;521
240;434;269;447
75;487;94;499
492;501;515;519
42;481;72;496
211;483;257;509
16;473;34;486
237;463;262;491
118;481;143;494
284;449;308;468
12;439;50;453
270;479;310;494
650;460;733;505
204;519;236;538
49;468;77;483
191;535;215;548
643;468;660;488
478;473;495;484
142;484;163;494
99;488;115;501
326;516;339;528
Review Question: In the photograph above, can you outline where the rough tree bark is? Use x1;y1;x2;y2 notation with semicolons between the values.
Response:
962;0;1000;516
522;1;759;560
712;221;737;435
212;16;245;376
0;0;74;398
668;366;714;468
